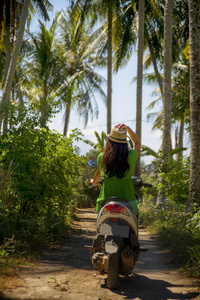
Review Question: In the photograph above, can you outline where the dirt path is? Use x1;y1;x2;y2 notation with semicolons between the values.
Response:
1;207;199;300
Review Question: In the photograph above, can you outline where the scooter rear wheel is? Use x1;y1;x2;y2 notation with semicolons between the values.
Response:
107;252;119;289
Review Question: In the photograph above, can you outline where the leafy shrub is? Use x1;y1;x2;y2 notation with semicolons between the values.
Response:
161;157;190;204
140;200;200;278
77;154;100;208
0;236;24;262
78;181;100;208
0;115;85;253
141;157;190;206
140;171;158;203
187;245;200;277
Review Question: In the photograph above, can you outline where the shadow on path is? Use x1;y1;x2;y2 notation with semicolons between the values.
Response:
103;274;200;300
0;208;199;300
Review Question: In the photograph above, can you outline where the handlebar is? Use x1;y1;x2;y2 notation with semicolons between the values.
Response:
141;182;153;188
89;181;93;188
89;177;153;188
89;178;104;188
132;176;153;187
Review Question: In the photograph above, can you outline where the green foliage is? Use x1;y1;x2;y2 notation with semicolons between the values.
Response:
141;148;190;205
158;157;190;204
78;180;100;208
141;170;159;201
83;131;107;155
78;154;100;208
187;246;200;277
141;145;160;158
0;114;85;254
0;236;24;262
25;14;64;127
140;200;200;278
138;154;198;277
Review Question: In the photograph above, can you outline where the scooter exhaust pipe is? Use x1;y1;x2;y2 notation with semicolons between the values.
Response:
120;248;134;275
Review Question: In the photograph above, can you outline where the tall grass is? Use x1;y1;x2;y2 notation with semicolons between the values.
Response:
140;199;200;278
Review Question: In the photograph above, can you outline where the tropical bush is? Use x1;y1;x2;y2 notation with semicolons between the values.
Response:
139;156;199;278
140;200;200;278
158;157;190;204
0;111;85;254
141;156;190;205
78;156;100;208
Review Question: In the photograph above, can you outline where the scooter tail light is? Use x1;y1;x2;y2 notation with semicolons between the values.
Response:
111;218;118;222
101;204;129;216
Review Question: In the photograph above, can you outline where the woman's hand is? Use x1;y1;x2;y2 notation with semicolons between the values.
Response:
115;123;129;130
90;179;101;186
90;165;101;186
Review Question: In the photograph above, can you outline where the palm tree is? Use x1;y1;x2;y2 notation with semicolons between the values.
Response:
145;45;190;160
112;1;163;177
25;15;62;127
106;0;112;134
112;0;188;169
0;0;31;132
162;0;173;158
144;0;189;98
156;0;173;205
71;0;126;134
58;7;107;136
0;0;52;131
172;50;190;159
188;0;200;208
134;0;145;176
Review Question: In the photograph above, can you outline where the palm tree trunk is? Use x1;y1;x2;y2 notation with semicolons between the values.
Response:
1;24;12;133
0;1;4;37
175;126;178;149
0;0;31;127
177;116;184;159
63;97;72;137
187;0;200;208
107;1;112;134
134;0;145;177
156;0;173;206
4;29;11;82
162;0;173;159
148;38;163;98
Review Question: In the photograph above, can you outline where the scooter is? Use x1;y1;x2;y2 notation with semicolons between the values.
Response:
86;160;155;289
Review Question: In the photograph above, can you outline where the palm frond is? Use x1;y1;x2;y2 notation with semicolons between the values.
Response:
141;145;159;158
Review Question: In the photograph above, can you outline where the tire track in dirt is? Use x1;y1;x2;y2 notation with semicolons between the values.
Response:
0;207;199;300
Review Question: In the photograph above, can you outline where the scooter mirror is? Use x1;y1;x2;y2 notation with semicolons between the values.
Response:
144;163;156;173
87;159;97;168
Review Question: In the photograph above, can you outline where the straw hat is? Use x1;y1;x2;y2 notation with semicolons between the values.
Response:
107;127;129;143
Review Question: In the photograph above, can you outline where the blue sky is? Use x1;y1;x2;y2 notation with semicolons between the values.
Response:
34;0;163;163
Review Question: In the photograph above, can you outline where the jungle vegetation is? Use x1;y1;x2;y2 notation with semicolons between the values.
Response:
0;0;199;278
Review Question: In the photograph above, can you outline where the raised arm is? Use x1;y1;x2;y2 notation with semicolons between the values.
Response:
90;165;101;186
115;123;141;155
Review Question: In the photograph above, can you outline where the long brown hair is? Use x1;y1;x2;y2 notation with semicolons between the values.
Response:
102;139;129;178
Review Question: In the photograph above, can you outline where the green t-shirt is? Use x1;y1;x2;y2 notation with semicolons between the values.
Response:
96;149;139;213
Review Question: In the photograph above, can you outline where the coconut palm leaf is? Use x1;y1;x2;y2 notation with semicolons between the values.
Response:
141;145;159;158
57;7;107;135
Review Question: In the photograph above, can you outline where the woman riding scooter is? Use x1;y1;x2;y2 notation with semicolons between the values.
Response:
90;123;141;215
